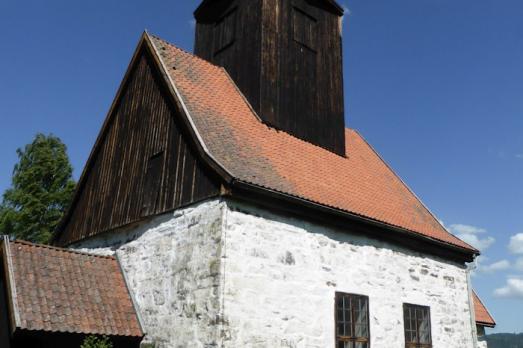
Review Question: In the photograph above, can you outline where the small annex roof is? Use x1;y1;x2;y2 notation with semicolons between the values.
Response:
473;290;496;328
144;33;476;255
0;237;143;338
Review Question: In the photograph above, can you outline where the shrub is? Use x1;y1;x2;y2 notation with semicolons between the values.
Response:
80;335;114;348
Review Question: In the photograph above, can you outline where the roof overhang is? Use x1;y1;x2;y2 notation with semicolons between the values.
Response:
473;290;496;328
227;181;478;263
194;0;345;21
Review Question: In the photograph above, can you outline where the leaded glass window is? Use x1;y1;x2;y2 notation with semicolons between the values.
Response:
403;304;432;348
335;293;370;348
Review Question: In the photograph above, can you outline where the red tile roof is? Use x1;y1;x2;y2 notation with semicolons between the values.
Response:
1;238;143;337
147;34;476;254
473;290;496;327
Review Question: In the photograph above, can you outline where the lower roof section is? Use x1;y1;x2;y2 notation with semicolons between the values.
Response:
473;290;496;328
0;236;143;338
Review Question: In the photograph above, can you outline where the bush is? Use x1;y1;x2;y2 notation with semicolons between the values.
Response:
80;335;113;348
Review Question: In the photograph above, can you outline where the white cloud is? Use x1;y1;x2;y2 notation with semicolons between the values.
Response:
516;154;523;160
448;224;494;252
449;224;487;235
494;277;523;299
462;234;495;252
515;258;523;271
188;19;196;28
509;234;523;254
340;4;351;27
480;260;511;273
456;233;495;252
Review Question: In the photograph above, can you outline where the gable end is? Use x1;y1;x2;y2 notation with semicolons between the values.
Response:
55;40;222;246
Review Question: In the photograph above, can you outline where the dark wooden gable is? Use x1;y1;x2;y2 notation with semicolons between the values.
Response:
55;46;221;246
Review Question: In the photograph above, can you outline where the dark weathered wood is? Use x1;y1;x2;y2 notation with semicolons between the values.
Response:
56;48;221;246
195;0;346;156
195;0;263;113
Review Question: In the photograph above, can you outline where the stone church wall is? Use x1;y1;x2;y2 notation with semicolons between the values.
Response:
72;200;227;348
221;201;476;348
73;198;476;348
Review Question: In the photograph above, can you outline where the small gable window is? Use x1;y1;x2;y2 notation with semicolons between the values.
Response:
335;292;370;348
214;8;237;55
403;304;432;348
292;6;317;52
141;151;164;216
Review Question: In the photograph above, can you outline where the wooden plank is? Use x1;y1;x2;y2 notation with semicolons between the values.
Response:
195;0;346;156
57;49;221;245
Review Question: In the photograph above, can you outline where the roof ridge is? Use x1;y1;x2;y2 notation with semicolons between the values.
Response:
11;239;115;260
147;33;223;70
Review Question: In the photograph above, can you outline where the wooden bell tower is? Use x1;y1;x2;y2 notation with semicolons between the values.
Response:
194;0;346;156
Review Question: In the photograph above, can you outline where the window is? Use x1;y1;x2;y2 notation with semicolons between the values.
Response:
403;304;432;348
214;8;237;55
292;6;317;51
335;292;370;348
141;151;164;216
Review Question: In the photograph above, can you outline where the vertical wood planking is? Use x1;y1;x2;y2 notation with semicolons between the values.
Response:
58;49;221;245
195;0;346;156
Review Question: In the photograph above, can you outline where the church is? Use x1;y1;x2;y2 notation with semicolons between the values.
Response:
0;0;496;347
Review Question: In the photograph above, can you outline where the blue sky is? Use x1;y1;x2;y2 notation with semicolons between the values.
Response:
1;0;522;334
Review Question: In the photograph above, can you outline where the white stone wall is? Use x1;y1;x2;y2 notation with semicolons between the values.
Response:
221;201;475;348
477;340;488;348
72;200;227;348
72;198;476;348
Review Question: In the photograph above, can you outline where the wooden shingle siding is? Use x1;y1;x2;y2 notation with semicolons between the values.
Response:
56;49;221;245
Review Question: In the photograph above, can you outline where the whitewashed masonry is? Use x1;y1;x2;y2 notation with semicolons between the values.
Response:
73;199;477;348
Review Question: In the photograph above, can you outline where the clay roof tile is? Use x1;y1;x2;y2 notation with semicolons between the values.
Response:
1;238;143;337
147;34;477;254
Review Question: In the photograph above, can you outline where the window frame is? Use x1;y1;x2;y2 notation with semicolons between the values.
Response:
291;5;318;52
141;150;165;216
403;303;432;348
335;292;371;348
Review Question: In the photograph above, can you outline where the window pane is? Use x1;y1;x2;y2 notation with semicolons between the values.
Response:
419;312;431;344
336;293;370;343
337;323;345;336
403;304;432;346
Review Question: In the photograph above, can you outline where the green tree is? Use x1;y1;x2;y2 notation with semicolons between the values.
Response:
80;335;114;348
0;134;76;244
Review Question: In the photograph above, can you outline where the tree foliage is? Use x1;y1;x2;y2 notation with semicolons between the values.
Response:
486;333;523;348
80;335;114;348
0;134;76;244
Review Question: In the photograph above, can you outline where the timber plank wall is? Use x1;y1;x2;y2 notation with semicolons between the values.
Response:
57;49;221;246
195;0;345;155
